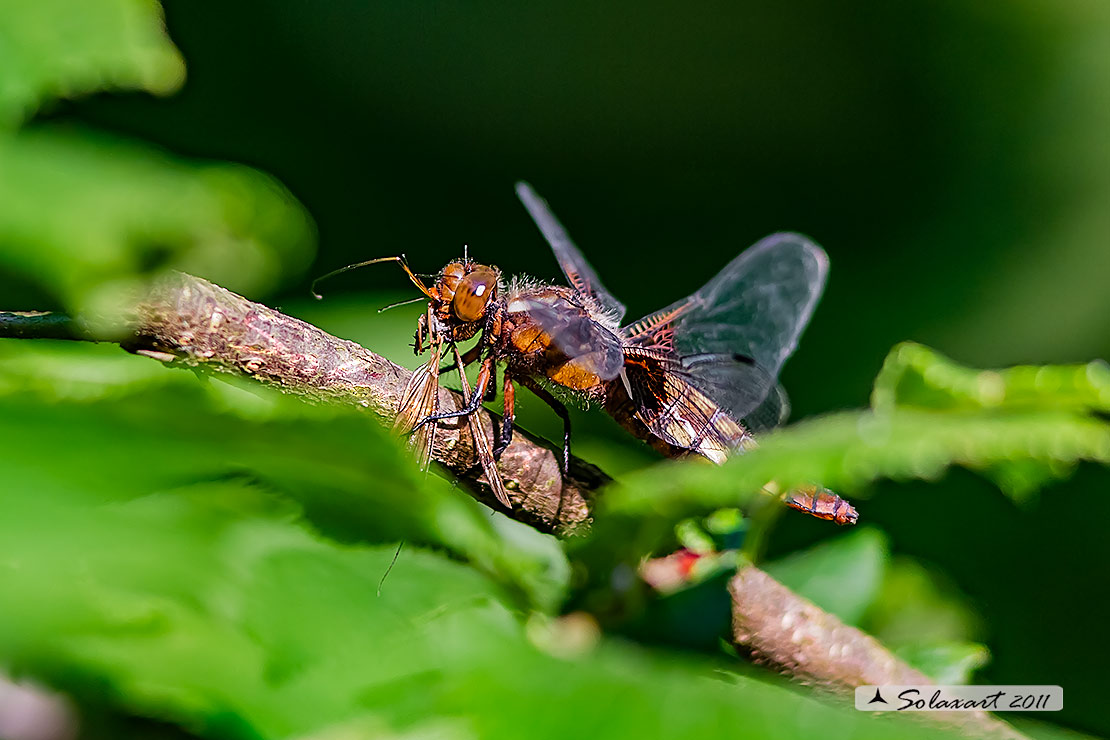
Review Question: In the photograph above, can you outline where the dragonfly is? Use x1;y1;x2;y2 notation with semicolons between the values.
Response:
319;183;856;523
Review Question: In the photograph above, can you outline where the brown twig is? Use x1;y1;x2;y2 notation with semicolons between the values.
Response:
1;273;602;534
0;273;1026;738
0;311;91;341
730;566;1026;739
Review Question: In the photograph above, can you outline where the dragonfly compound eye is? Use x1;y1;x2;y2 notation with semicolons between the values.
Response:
452;267;497;322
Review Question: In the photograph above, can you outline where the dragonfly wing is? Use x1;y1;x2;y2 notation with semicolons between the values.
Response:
622;348;754;464
624;233;827;424
513;297;626;380
675;352;792;433
743;382;790;434
515;181;627;322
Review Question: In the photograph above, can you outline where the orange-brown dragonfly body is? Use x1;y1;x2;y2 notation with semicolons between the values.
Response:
326;183;856;523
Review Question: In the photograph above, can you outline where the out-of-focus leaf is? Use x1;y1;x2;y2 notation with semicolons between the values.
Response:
0;487;517;738
294;716;474;740
0;128;315;322
575;346;1110;606
0;483;966;740
863;557;983;650
0;0;185;126
0;344;567;611
893;643;990;685
675;519;718;555
872;342;1110;415
763;528;888;627
597;407;1110;529
0;340;174;401
871;343;1110;506
979;459;1073;505
1011;718;1106;740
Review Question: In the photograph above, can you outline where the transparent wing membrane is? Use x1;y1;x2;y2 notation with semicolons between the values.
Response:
393;339;443;471
513;297;625;380
515;181;627;321
622;349;754;464
624;233;827;424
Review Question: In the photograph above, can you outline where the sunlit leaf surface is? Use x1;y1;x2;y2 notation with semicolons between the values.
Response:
0;341;968;740
0;345;569;612
0;0;184;126
765;528;888;627
0;128;316;321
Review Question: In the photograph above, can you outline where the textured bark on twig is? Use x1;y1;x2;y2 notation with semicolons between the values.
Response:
0;273;1027;738
1;273;602;534
730;566;1026;740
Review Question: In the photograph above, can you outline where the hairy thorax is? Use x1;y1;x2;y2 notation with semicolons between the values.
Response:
499;285;612;399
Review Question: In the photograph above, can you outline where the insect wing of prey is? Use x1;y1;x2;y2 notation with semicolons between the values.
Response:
393;336;442;472
392;326;510;507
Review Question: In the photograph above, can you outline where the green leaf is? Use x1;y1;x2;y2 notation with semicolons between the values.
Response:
872;342;1110;415
675;518;718;555
575;346;1110;606
581;406;1110;580
0;343;568;611
0;0;185;127
863;557;983;650
860;555;990;685
892;643;990;686
0;335;972;739
763;528;888;626
0;127;316;320
0;487;967;740
0;340;176;401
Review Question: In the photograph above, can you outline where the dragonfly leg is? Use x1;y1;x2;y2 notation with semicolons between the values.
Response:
517;375;571;474
414;356;493;428
438;342;482;374
485;362;498;403
493;369;515;461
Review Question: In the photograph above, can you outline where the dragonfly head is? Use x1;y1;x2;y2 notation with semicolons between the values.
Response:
436;261;499;323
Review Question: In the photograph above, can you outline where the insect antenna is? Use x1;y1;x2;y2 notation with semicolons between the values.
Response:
311;255;434;300
378;296;427;313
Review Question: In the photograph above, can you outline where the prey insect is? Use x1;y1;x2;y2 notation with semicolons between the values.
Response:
314;254;510;505
319;183;855;523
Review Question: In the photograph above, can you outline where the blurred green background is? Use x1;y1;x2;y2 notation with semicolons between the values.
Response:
3;1;1110;738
